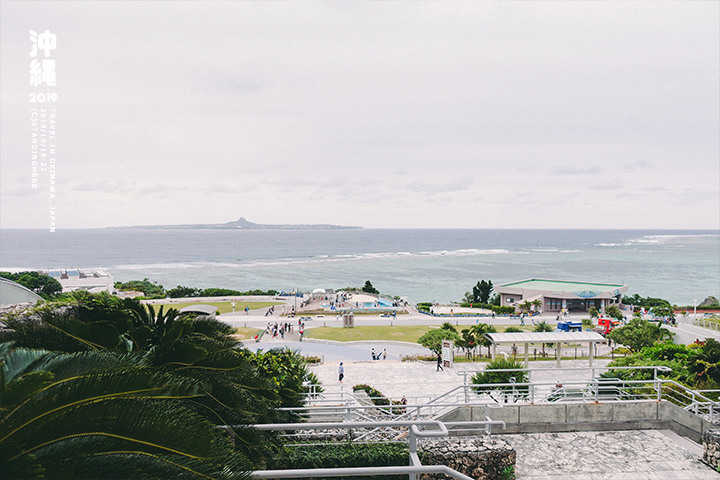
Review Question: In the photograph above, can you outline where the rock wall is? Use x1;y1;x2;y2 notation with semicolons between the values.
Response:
418;436;515;480
703;429;720;468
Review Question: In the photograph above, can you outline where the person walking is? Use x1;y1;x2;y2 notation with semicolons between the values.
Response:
382;349;387;360
338;362;344;383
436;354;444;371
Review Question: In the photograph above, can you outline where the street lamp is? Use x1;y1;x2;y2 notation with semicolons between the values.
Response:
693;299;697;318
232;300;236;317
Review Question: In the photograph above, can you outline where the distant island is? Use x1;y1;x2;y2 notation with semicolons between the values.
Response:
113;217;362;230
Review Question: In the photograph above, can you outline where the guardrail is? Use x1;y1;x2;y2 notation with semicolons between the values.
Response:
244;419;504;480
295;365;720;425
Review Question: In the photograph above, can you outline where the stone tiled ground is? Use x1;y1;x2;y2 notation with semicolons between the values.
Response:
507;429;719;480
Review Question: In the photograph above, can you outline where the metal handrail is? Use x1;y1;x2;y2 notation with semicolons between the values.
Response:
246;420;504;480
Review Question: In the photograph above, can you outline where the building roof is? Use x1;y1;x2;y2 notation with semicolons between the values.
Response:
484;331;606;344
0;277;43;306
497;279;627;298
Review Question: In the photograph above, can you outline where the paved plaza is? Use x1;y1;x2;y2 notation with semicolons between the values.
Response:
302;359;719;480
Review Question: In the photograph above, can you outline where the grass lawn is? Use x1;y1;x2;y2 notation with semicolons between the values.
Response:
306;325;448;343
306;324;536;343
154;301;283;315
232;327;265;340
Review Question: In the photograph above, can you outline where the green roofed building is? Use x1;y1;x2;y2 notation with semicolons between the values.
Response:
496;279;628;314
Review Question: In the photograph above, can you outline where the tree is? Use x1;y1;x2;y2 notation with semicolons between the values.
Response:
471;358;529;403
531;299;542;312
362;281;379;294
472;280;493;304
471;323;497;357
607;317;674;353
418;328;460;356
520;300;533;313
621;294;672;309
166;285;201;298
687;339;720;389
588;307;599;319
651;305;675;321
533;321;553;355
604;305;623;320
458;329;477;359
113;278;165;298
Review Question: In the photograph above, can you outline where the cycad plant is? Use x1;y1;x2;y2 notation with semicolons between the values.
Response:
0;342;251;479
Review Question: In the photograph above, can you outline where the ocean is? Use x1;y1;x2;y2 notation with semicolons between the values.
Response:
0;229;718;306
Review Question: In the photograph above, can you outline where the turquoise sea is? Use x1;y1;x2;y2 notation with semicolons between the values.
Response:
0;229;718;305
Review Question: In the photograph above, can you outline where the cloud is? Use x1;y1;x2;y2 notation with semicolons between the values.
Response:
548;165;603;176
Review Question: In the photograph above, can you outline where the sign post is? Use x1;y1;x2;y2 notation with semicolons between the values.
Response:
441;339;454;369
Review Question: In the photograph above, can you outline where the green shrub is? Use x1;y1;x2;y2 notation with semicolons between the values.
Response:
272;443;408;474
352;384;390;406
114;278;165;298
492;305;515;314
504;326;523;333
472;358;529;401
416;302;433;312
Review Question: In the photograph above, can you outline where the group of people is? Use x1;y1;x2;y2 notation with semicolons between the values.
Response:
265;321;293;339
371;348;387;360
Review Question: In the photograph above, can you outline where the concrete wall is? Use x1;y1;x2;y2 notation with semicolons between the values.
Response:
440;400;716;442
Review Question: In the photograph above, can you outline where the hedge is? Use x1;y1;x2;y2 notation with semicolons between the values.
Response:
272;443;408;479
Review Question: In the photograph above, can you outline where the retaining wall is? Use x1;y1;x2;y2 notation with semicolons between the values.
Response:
418;437;515;480
703;430;720;468
440;400;716;443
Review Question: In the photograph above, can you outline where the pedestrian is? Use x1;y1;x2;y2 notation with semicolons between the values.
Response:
338;362;344;382
245;306;249;315
383;349;387;360
371;348;376;360
436;354;443;371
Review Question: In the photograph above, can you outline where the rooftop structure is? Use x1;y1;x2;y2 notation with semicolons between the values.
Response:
496;278;628;314
0;277;43;307
41;269;114;294
484;331;606;367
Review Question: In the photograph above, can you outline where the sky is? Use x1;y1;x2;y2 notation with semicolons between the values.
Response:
1;1;718;230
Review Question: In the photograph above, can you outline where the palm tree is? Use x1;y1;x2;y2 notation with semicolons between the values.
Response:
533;320;554;355
471;323;497;357
531;299;542;313
0;342;250;479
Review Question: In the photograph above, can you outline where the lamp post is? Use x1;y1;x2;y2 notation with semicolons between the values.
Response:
232;300;236;317
693;299;697;318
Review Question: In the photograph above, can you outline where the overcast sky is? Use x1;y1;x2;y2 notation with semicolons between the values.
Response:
1;1;718;229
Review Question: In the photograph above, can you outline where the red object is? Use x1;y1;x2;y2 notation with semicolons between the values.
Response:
597;317;621;335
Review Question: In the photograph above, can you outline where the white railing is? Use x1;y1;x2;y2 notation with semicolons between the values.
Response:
245;419;505;480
